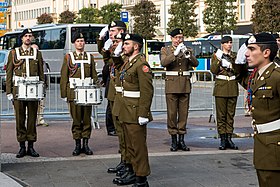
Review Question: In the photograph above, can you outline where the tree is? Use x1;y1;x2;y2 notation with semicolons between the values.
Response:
100;3;122;24
131;0;160;40
168;0;198;38
203;0;237;35
76;7;102;23
251;0;280;33
59;10;76;24
37;13;53;24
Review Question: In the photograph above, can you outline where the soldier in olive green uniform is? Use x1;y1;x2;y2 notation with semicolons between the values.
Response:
237;33;280;187
210;36;241;150
97;21;129;175
160;28;199;152
113;34;153;187
60;33;97;156
6;29;44;158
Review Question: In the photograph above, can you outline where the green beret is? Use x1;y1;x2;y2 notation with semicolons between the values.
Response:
169;28;183;37
72;32;85;43
109;21;126;30
124;33;143;45
221;36;232;44
20;28;32;38
248;33;277;45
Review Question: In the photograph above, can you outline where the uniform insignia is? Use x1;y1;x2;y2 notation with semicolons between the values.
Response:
28;29;32;33
111;21;116;26
130;63;132;66
80;33;83;38
266;71;269;74
125;34;130;39
248;36;256;44
179;30;182;34
142;65;149;73
116;33;122;38
260;77;264;81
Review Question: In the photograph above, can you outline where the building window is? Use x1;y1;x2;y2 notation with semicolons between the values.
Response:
240;0;245;21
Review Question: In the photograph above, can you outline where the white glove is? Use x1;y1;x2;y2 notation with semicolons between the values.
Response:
62;98;67;102
235;43;247;64
221;59;231;68
114;42;123;56
99;25;108;39
7;94;13;101
215;49;223;60
138;117;149;125
174;43;185;56
104;39;113;51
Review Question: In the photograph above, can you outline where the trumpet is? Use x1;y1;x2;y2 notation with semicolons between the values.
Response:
181;46;191;58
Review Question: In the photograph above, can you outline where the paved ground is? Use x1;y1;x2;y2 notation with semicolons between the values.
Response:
0;114;258;187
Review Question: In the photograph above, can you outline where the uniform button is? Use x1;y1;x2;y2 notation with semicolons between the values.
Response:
278;142;280;145
251;107;255;111
260;77;264;81
254;131;257;135
262;95;265;98
180;69;182;71
179;63;181;65
252;95;255;99
252;119;255;122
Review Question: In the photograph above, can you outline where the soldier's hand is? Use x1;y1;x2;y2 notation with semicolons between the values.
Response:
138;117;149;125
99;25;108;40
104;39;113;51
174;43;185;56
113;42;123;57
221;59;231;68
7;93;13;101
215;49;223;60
235;43;247;64
62;98;67;102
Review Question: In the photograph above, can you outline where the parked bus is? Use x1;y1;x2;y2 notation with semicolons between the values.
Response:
0;23;107;73
144;40;165;70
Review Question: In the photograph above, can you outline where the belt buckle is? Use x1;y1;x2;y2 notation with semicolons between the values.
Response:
178;72;183;76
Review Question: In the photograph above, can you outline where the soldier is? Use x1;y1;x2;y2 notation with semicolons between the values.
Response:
60;32;98;156
6;28;44;158
114;33;153;187
97;21;129;175
210;36;241;150
237;33;280;187
273;33;280;64
160;28;199;152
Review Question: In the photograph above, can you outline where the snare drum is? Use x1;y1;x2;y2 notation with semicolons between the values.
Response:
74;86;102;105
17;80;45;101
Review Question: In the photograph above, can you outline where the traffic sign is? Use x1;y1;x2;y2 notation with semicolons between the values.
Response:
0;2;8;7
121;12;129;23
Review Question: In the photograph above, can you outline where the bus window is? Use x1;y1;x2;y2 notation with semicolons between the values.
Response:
71;26;103;44
5;34;20;49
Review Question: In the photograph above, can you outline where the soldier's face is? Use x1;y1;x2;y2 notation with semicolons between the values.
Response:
22;34;33;46
109;27;123;40
171;34;184;47
74;38;85;50
246;44;270;68
222;41;232;51
276;38;280;48
123;40;135;56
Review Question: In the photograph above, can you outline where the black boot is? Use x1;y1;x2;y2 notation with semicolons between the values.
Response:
16;142;26;158
113;164;136;185
178;134;190;151
108;160;125;173
81;138;93;155
27;141;40;157
170;135;178;151
219;134;226;150
72;139;81;156
225;133;238;150
116;162;127;177
132;176;149;187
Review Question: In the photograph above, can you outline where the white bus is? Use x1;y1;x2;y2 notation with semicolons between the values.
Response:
0;23;107;73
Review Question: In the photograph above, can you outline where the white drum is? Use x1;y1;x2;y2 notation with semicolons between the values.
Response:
74;86;102;105
17;80;45;101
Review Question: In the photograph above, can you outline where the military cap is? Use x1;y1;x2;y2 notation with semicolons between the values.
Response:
247;32;277;45
109;21;126;29
124;33;143;45
169;28;183;37
272;33;280;39
72;32;85;43
20;28;32;38
114;33;126;40
221;36;232;44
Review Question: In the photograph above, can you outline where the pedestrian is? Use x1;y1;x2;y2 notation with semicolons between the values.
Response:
60;32;98;156
6;28;44;158
237;32;280;187
160;28;199;152
210;36;241;150
97;21;130;176
113;33;153;187
31;43;49;127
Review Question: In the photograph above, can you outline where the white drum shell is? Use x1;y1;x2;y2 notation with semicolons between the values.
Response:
74;86;102;105
17;80;45;101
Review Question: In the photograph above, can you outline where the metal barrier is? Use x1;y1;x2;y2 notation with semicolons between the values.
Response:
0;71;247;121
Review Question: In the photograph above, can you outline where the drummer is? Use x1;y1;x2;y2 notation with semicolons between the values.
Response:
60;32;98;156
6;28;44;158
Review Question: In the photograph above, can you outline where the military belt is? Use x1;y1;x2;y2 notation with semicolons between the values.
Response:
115;86;123;93
123;90;140;98
216;75;236;81
252;118;280;134
165;71;190;76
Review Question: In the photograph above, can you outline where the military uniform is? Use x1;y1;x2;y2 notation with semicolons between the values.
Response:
6;47;44;143
239;33;280;187
60;49;97;155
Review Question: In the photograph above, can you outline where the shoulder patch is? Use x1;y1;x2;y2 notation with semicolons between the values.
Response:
142;65;150;73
